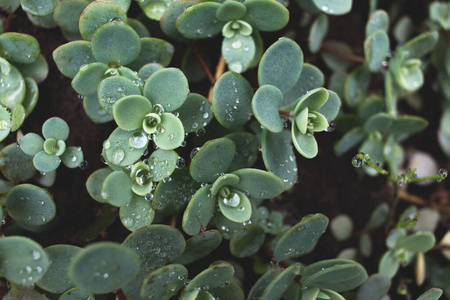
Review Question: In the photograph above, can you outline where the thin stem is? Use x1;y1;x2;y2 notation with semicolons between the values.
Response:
115;289;128;300
321;43;365;63
193;47;215;85
208;56;226;103
3;13;13;33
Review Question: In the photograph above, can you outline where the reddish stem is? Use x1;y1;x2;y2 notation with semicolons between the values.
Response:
115;289;128;300
321;43;365;63
193;47;216;86
3;13;13;33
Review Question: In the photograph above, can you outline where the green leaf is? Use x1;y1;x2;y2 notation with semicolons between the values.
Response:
313;0;352;15
15;54;48;84
20;78;38;119
98;75;141;115
231;168;285;199
122;224;185;271
294;87;329;114
262;130;297;190
6;183;55;226
175;93;213;133
61;146;84;168
301;259;368;292
218;189;252;222
316;90;341;122
213;200;258;239
113;95;152;130
252;85;283;133
368;203;389;230
282;63;324;109
258;38;303;94
174;230;222;265
69;242;140;294
0;143;36;181
33;151;61;173
0;64;26;108
137;0;173;20
0;0;20;13
92;22;141;66
334;127;364;156
243;0;289;31
127;18;150;37
36;245;81;293
182;184;216;235
104;127;149;166
416;288;443;300
222;33;255;73
396;232;435;252
344;65;370;108
364;29;390;72
261;263;302;300
42;117;70;141
330;214;353;241
309;14;328;53
102;171;133;207
59;288;94;300
378;250;399;279
153;167;201;215
355;273;391;300
363;112;392;133
160;0;197;42
127;37;175;70
210;281;245;300
216;1;247;21
148;149;178;181
79;1;127;41
291;127;318;159
20;132;44;156
430;2;450;30
20;0;57;16
397;31;438;60
225;132;258;172
53;41;96;78
321;41;354;72
83;93;114;124
185;261;234;291
190;137;235;183
389;115;428;138
176;2;225;39
143;68;189;112
153;113;185;150
72;62;109;96
248;269;280;300
0;236;50;285
138;63;164;82
273;213;328;261
86;167;113;203
212;71;253;129
120;194;155;231
141;264;188;299
366;10;389;36
0;32;40;64
54;0;88;35
230;225;265;257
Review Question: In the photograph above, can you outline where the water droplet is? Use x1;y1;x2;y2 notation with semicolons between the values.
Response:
231;39;242;49
135;169;153;186
190;147;200;159
79;160;89;170
145;194;154;201
321;5;329;11
103;139;111;149
192;122;198;129
176;157;186;168
439;168;448;178
77;94;84;100
153;104;165;115
111;148;125;164
180;141;187;147
202;112;209;119
156;124;165;134
351;156;364;168
32;250;41;260
129;131;148;148
0;119;11;130
229;62;243;73
325;121;335;132
223;192;240;207
195;128;206;136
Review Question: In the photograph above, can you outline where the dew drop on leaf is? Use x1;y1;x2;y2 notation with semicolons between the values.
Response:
111;147;125;164
190;147;200;159
351;156;364;168
156;124;166;134
129;131;148;149
153;104;165;115
103;139;111;150
176;157;186;168
223;192;240;207
196;128;206;136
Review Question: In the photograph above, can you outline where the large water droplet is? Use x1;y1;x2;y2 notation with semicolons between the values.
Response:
103;139;111;150
111;148;125;164
351;156;364;168
153;104;165;115
190;147;200;159
135;169;153;186
176;157;186;168
129;131;148;149
156;124;166;134
223;192;240;207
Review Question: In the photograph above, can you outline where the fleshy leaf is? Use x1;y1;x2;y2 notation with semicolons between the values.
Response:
309;14;328;53
79;1;128;41
416;288;443;300
36;245;81;293
0;143;36;181
225;132;258;172
0;32;40;64
0;236;50;285
127;38;175;70
355;273;391;300
174;230;222;265
212;71;253;129
52;41;96;78
291;127;318;159
230;225;265;257
262;130;297;190
216;1;246;21
364;29;390;72
366;10;389;36
185;261;234;291
379;250;400;278
153;113;185;150
248;269;280;300
316;90;341;122
68;242;140;294
258;38;303;94
0;64;26;108
182;184;216;235
190;138;236;183
102;171;133;207
14;54;48;84
86;167;113;203
176;2;225;39
313;0;352;15
397;31;438;60
113;95;152;130
175;93;213;133
273;213;328;261
344;65;370;108
33;151;61;173
363;112;392;133
243;0;289;31
83;94;114;123
260;263;302;300
252;85;283;133
218;189;252;223
396;232;435;252
20;132;44;156
138;0;173;21
334;127;364;156
222;33;255;73
148;149;178;181
104;128;149;166
211;173;240;196
120;194;155;231
141;264;188;299
231;168;285;199
71;62;108;96
54;0;88;35
294;87;329;114
6;184;56;226
42;117;70;141
98;75;142;115
61;146;83;168
92;22;141;66
160;1;197;42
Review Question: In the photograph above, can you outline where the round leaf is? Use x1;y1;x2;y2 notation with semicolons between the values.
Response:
182;184;216;235
260;263;302;300
113;95;152;130
92;22;141;66
366;10;389;36
309;14;328;53
231;168;285;199
120;194;155;231
15;54;48;84
185;261;234;291
138;0;173;20
225;132;258;172
252;85;283;133
355;273;391;300
174;230;222;265
222;33;255;73
33;151;61;173
364;29;390;72
102;171;133;207
126;37;175;70
176;2;225;39
218;189;252;223
292;126;318;159
0;143;36;181
396;232;435;252
71;62;108;96
148;149;178;181
243;0;289;31
313;0;352;15
53;41;96;78
344;65;370;107
83;93;114;124
160;0;197;42
42;117;70;141
61;146;84;168
258;38;303;94
175;93;213;133
0;236;50;285
104;127;149;166
230;225;265;257
69;242;140;294
140;264;188;299
153;113;185;150
0;32;40;64
212;71;253;129
79;1;128;41
20;132;44;156
86;167;113;203
54;0;88;34
273;213;328;261
143;68;189;112
190;137;235;183
0;64;26;108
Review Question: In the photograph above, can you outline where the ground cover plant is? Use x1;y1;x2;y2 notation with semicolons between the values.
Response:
0;0;450;299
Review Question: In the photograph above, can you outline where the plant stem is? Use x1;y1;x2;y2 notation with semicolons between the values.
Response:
208;55;226;102
193;47;215;85
321;43;365;63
